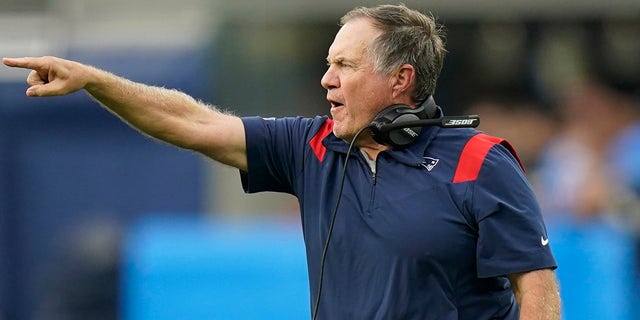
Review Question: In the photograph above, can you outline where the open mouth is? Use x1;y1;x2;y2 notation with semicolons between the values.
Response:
328;99;344;109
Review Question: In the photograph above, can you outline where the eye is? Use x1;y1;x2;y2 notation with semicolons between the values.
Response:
327;58;350;68
340;62;356;71
326;58;355;71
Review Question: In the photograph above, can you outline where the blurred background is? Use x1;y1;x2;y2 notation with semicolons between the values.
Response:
1;0;639;319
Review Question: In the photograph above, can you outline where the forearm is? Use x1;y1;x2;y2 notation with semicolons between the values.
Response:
4;56;247;169
510;269;561;320
516;284;560;319
82;65;218;150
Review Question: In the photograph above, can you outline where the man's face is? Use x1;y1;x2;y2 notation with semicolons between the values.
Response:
321;18;395;142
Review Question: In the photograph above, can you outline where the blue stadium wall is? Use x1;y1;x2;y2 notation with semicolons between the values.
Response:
0;49;210;320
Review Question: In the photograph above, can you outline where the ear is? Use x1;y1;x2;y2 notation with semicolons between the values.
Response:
391;64;416;98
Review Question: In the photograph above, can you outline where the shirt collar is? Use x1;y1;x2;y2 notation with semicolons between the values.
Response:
382;105;443;165
322;121;441;166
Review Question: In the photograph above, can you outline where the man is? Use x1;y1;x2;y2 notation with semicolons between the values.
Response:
3;4;560;320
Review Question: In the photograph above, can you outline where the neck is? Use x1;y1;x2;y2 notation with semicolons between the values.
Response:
356;135;390;160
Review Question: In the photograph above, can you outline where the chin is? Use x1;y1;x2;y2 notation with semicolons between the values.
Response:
332;127;349;140
332;128;345;140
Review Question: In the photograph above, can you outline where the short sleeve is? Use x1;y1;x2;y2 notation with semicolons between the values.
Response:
471;144;557;278
240;116;312;195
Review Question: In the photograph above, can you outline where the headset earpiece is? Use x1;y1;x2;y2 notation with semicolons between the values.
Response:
370;95;438;148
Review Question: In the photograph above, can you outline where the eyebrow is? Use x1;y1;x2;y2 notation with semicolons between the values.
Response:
326;56;355;65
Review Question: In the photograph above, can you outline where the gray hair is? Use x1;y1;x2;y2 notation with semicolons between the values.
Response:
340;4;446;102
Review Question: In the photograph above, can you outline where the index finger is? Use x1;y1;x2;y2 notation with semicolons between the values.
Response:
2;57;42;70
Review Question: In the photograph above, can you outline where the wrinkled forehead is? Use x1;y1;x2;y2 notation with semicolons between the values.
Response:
327;18;382;61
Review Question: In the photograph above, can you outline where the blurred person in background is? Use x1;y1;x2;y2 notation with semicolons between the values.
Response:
3;4;560;320
465;97;557;172
535;79;640;224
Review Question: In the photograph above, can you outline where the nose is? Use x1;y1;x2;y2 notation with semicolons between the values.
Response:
321;65;339;90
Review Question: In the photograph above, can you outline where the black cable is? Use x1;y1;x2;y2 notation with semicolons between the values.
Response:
311;125;372;320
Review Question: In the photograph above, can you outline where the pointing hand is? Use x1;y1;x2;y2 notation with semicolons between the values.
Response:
2;56;88;97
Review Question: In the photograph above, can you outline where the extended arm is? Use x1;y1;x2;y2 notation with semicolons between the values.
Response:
508;268;561;320
2;56;247;170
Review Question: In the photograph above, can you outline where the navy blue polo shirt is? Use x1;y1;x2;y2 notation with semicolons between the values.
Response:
240;115;556;319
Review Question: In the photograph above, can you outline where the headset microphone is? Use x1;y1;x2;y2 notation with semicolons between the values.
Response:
372;115;480;131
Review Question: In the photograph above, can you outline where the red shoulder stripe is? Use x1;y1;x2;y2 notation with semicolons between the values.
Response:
453;133;524;183
309;119;334;162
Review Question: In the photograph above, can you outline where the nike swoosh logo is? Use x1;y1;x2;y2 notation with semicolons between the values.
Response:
541;236;549;246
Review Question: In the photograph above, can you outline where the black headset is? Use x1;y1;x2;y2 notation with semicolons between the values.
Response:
369;95;439;148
